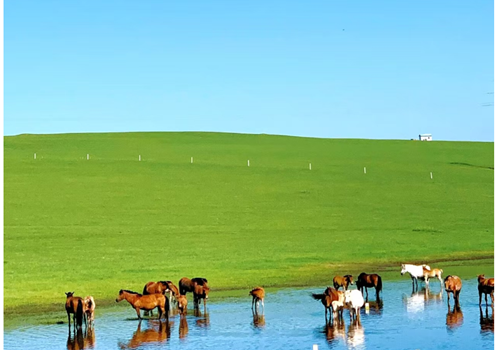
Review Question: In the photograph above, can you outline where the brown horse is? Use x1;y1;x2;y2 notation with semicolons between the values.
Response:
356;273;382;300
421;268;443;286
444;275;462;306
193;283;210;311
116;289;168;321
333;275;354;291
478;274;494;306
312;287;343;323
65;292;84;330
178;277;208;295
249;287;265;313
143;281;170;316
83;296;95;327
177;295;188;315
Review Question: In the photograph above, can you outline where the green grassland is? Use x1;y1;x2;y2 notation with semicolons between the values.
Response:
4;132;493;321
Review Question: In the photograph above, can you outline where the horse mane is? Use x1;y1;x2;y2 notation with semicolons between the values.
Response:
121;289;142;296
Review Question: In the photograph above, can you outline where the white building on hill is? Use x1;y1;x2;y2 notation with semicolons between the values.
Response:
419;134;432;141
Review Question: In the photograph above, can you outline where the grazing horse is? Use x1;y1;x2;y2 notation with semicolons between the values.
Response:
444;275;462;306
333;275;354;291
193;283;210;311
421;268;443;286
401;264;430;289
249;287;265;313
166;281;180;307
65;292;84;330
83;296;96;327
116;289;168;321
312;287;343;323
177;295;188;315
178;277;208;295
356;273;382;300
344;290;364;323
478;274;494;306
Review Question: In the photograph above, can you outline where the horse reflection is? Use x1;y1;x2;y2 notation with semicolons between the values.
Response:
446;304;464;331
179;315;189;339
347;321;365;348
194;309;210;328
67;327;95;350
252;310;265;328
322;322;345;345
364;300;383;315
403;287;441;314
480;305;494;333
118;320;170;349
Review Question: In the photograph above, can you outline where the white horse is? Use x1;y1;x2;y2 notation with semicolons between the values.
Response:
344;290;365;323
401;264;430;289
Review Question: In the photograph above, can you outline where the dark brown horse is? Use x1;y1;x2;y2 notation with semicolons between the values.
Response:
444;275;462;306
65;292;84;330
178;277;208;295
356;273;382;300
478;274;494;306
193;283;210;311
116;289;169;321
333;275;354;291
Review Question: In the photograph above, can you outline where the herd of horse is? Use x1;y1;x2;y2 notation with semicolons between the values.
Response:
65;264;494;335
311;264;494;327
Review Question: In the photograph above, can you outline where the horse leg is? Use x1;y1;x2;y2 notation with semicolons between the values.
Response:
67;312;71;330
491;292;494;304
158;306;162;320
479;292;483;305
261;299;265;314
135;308;142;320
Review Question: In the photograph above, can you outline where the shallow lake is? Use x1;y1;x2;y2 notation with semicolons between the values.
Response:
4;279;494;350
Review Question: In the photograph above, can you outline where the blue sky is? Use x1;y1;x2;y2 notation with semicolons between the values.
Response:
4;1;494;141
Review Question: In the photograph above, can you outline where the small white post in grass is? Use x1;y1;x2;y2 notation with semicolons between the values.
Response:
364;167;366;174
430;172;433;179
313;345;319;350
87;154;89;160
139;155;141;161
34;153;36;160
191;157;193;164
248;160;250;167
309;163;312;170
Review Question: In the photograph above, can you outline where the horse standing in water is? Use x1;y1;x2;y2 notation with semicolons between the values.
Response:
478;274;494;306
400;264;430;289
65;292;84;330
83;296;96;327
356;273;382;301
142;281;170;316
444;275;462;306
116;289;169;321
249;287;265;314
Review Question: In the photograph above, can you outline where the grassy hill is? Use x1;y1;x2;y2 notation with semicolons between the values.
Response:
4;132;494;317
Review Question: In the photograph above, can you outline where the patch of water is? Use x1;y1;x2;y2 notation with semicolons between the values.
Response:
4;280;494;349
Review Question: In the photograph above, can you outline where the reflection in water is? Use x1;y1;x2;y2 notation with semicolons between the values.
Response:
195;310;210;328
322;322;345;346
67;327;95;350
252;310;265;329
480;305;494;334
179;315;189;339
446;304;464;331
347;321;365;349
403;287;442;314
118;320;170;349
365;300;383;316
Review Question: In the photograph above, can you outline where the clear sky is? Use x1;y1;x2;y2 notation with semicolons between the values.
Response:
4;0;494;141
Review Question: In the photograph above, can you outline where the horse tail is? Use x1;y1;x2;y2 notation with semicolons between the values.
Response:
377;276;383;292
312;293;325;300
76;299;84;328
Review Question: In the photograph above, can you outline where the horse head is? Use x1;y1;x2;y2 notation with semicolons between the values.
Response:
65;291;74;298
116;289;124;302
400;264;407;275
